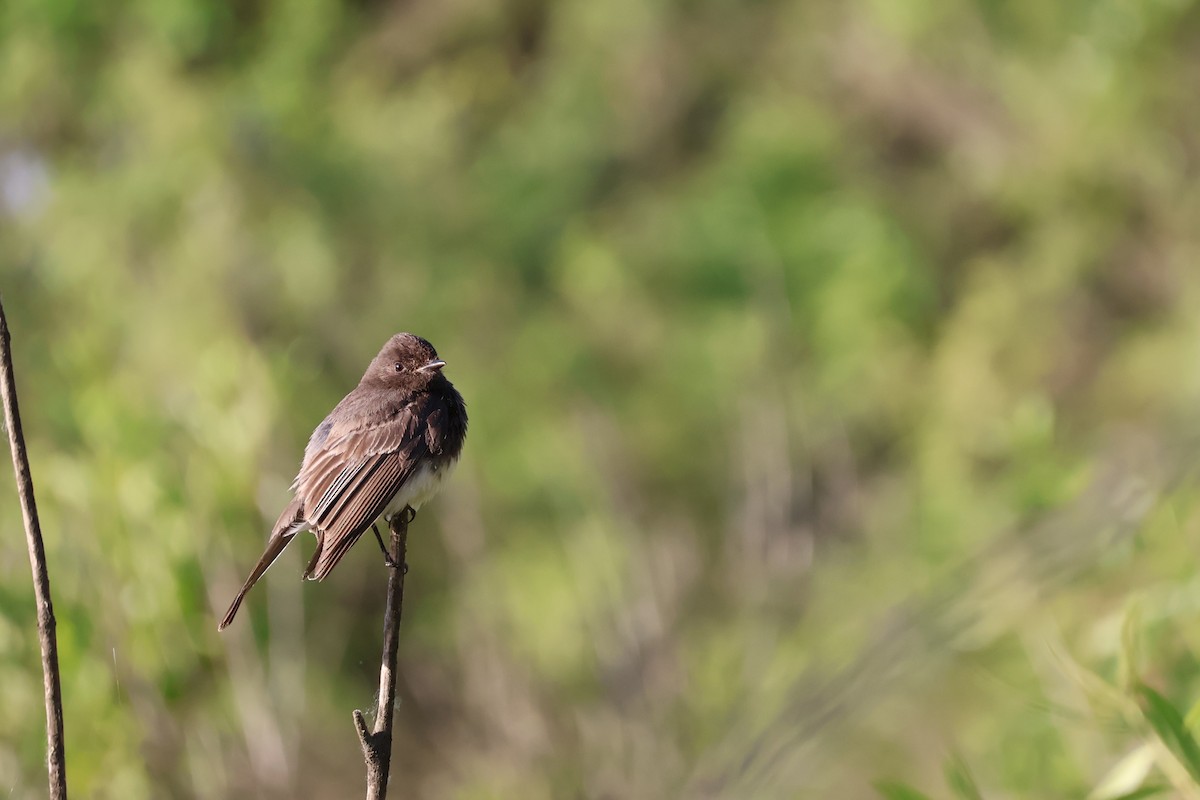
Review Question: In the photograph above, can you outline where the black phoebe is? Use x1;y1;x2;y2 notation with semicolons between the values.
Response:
218;333;467;631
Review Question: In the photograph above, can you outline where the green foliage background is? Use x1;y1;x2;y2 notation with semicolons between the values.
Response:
2;0;1200;797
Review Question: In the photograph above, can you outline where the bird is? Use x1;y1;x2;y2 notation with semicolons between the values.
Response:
218;333;467;631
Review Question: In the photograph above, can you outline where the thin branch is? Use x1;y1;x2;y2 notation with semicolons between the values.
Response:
354;510;410;800
0;296;68;800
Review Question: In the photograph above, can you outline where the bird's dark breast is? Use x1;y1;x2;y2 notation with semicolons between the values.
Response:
426;378;467;461
384;381;467;516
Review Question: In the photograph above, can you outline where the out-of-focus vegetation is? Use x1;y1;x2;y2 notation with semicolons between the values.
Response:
2;0;1200;797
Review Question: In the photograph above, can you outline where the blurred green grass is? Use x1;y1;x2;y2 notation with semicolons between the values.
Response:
3;0;1200;797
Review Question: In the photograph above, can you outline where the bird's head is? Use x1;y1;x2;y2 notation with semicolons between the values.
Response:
363;332;448;390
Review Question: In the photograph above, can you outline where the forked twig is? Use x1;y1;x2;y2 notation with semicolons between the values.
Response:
354;509;410;799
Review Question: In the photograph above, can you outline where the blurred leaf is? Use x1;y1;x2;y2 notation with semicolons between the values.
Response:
1120;602;1143;693
944;754;983;800
874;779;935;800
1089;743;1158;800
1104;787;1170;800
1136;683;1200;784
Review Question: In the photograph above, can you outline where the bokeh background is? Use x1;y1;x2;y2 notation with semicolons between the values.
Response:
3;0;1200;797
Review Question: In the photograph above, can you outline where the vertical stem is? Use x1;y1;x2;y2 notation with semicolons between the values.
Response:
0;297;68;799
354;511;409;799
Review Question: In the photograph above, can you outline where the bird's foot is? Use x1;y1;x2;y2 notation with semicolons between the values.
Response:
370;523;403;569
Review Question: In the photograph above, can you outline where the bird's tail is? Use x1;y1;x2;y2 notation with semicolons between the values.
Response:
218;500;306;631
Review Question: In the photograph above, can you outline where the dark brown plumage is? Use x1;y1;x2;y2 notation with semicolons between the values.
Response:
218;333;467;631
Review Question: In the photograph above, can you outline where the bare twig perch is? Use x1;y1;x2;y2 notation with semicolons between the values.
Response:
0;297;68;800
354;510;410;800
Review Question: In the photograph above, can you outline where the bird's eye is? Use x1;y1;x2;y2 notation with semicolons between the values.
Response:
394;362;404;372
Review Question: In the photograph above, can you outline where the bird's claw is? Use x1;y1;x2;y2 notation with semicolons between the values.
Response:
371;523;396;566
371;521;410;572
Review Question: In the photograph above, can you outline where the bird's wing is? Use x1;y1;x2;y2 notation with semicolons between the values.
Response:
296;400;430;580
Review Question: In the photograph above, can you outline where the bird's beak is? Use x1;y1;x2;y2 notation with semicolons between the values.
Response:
418;359;446;373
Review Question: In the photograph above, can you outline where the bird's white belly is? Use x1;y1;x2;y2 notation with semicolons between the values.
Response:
383;458;457;521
